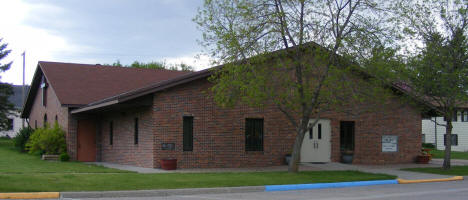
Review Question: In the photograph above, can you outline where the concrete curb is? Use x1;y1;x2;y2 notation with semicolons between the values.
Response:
3;177;465;199
60;186;265;198
0;192;59;199
265;180;398;191
397;176;464;184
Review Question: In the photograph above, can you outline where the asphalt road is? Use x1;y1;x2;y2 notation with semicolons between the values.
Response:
67;179;468;200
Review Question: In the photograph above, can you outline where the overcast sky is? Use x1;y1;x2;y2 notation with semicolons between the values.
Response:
0;0;210;85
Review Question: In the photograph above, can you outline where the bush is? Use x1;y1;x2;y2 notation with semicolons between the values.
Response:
60;152;70;161
0;135;10;139
26;123;66;155
422;143;435;149
13;127;34;152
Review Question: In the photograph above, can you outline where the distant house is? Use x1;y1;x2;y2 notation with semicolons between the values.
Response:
0;85;29;137
20;60;426;169
422;110;468;152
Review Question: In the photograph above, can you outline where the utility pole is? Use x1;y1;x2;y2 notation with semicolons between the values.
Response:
21;51;25;128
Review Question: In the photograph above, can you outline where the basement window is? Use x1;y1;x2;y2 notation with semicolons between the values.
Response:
245;118;264;151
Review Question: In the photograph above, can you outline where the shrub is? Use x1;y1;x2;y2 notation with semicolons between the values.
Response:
26;123;66;155
422;143;435;149
13;127;34;152
0;135;10;139
60;152;70;161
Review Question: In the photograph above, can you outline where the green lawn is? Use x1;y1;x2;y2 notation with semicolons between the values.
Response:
430;149;468;160
0;138;127;173
0;138;396;192
403;166;468;176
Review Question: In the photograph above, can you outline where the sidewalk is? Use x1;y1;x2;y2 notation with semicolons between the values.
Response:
301;162;453;180
91;160;461;180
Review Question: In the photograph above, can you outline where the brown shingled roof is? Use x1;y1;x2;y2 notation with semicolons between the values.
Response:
21;61;190;117
39;61;190;105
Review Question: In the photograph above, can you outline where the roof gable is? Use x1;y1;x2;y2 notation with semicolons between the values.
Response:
21;61;190;117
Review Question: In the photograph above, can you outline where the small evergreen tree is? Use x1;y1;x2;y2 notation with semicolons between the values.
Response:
0;38;14;131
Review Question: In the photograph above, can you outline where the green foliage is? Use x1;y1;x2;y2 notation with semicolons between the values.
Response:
107;60;194;71
59;152;70;162
26;123;66;155
13;127;34;152
0;38;14;131
195;0;396;172
393;0;468;169
422;143;436;149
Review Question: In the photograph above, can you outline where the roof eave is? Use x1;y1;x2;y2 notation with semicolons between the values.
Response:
70;68;215;114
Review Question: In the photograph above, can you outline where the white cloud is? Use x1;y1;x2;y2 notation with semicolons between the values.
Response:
0;0;80;85
164;53;213;71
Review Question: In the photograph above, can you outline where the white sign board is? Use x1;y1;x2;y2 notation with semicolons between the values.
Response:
382;135;398;152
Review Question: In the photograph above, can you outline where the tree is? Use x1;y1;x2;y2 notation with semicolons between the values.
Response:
394;0;468;170
195;0;394;172
107;60;194;71
0;38;14;131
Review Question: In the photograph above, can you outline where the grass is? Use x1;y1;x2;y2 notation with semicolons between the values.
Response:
0;138;127;173
0;138;396;192
403;166;468;176
429;149;468;160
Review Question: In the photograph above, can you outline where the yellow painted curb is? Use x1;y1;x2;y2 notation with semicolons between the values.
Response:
0;192;60;199
397;176;464;184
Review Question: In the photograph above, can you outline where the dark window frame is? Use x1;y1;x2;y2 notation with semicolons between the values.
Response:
444;134;458;146
183;116;194;151
7;118;13;131
444;111;458;122
462;110;468;122
41;77;47;107
245;118;264;152
109;121;113;145
134;118;139;145
43;114;47;127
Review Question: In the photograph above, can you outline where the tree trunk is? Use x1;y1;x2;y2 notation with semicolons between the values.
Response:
288;127;307;173
443;120;452;170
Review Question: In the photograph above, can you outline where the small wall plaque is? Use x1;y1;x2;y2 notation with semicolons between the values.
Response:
161;143;175;150
382;135;398;152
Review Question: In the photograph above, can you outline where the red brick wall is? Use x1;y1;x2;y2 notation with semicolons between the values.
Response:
27;74;73;157
152;78;421;168
99;107;154;168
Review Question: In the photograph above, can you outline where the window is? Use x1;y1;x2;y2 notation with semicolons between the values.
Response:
340;121;355;151
183;116;193;151
41;76;47;107
318;123;322;139
7;118;13;131
43;114;47;127
444;111;458;121
444;134;458;146
34;120;37;129
462;110;468;122
309;127;313;139
245;118;263;151
134;118;139;145
55;115;58;122
109;121;113;145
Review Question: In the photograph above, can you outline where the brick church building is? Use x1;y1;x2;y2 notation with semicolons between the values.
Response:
21;61;423;169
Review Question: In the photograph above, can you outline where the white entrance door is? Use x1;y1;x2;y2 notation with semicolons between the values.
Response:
300;119;331;163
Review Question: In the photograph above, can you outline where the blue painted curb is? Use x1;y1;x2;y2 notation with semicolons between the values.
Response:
265;179;398;191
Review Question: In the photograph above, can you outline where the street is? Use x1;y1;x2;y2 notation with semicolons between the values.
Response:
78;179;468;200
